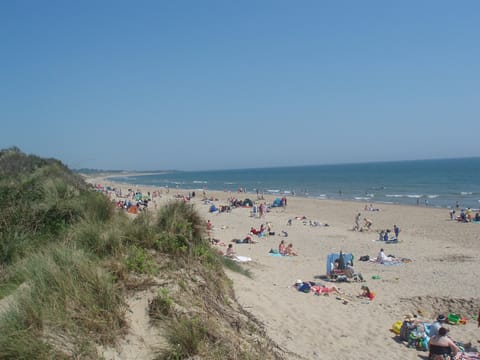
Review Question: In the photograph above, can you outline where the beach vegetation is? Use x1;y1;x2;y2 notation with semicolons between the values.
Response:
155;201;205;255
149;287;174;319
161;316;208;359
0;148;284;360
220;256;253;278
0;244;126;359
125;244;158;275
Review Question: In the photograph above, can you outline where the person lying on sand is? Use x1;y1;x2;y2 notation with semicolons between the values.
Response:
211;238;226;246
311;284;342;295
233;234;257;244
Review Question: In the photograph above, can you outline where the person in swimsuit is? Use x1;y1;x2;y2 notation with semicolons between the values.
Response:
428;327;459;360
278;240;286;255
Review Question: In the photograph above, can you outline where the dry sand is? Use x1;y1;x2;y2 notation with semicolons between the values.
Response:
88;176;480;360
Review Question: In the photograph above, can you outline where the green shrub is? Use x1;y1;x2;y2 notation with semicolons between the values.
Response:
125;245;158;275
0;231;32;265
123;211;160;249
81;191;115;223
155;202;206;256
70;219;124;257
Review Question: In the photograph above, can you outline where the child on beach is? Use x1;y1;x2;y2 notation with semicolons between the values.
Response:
360;285;375;300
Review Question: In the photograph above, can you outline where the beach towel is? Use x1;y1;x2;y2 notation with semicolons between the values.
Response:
233;255;252;262
369;257;413;265
268;253;285;257
381;260;403;266
461;352;480;359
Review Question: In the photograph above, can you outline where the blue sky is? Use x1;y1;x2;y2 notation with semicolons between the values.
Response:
1;1;479;171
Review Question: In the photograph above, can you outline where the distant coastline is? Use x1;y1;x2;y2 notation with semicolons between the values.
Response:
97;157;480;210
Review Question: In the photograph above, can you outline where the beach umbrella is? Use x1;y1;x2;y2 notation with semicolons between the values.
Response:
338;250;346;270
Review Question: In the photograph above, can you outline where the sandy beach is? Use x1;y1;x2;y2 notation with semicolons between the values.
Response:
88;176;480;360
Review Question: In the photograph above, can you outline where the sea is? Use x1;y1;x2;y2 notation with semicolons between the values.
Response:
109;157;480;210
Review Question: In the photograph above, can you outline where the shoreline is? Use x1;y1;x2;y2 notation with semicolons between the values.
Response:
85;172;467;211
87;174;480;360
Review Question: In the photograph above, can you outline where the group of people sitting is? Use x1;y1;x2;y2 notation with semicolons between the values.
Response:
277;240;298;256
452;208;480;223
249;222;274;237
403;314;462;359
377;225;400;242
330;258;364;282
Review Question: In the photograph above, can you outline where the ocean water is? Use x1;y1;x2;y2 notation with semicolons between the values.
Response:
109;158;480;210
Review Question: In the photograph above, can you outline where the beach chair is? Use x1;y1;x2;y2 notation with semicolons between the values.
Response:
326;252;354;280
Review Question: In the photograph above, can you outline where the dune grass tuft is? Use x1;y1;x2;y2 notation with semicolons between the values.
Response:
0;245;126;358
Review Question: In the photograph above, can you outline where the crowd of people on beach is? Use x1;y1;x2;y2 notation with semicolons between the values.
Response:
450;207;480;223
95;182;479;359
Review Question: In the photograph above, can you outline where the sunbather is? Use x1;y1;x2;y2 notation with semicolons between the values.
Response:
284;243;298;256
376;248;397;263
278;240;286;255
312;284;342;295
226;244;235;258
428;327;459;360
345;262;364;281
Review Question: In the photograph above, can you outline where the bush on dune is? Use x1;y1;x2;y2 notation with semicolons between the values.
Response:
155;201;207;255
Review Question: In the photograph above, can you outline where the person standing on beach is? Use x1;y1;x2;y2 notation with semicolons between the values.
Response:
354;213;361;231
393;224;400;240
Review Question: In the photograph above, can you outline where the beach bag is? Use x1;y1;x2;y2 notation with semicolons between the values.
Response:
400;321;414;342
359;255;370;261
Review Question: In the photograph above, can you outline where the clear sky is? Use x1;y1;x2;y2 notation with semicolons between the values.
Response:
1;1;479;171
